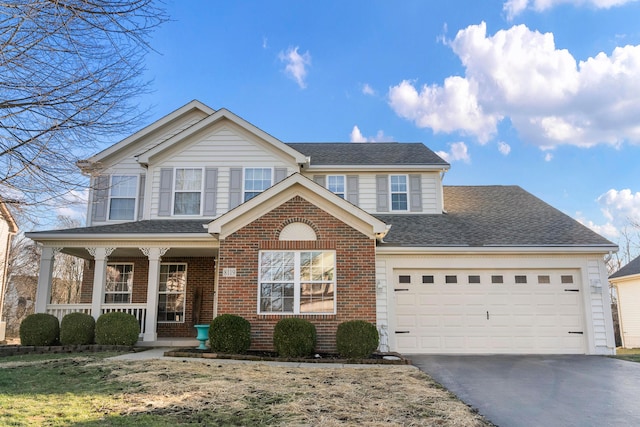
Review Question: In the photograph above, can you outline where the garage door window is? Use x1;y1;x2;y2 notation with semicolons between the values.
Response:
259;251;336;314
468;275;481;284
561;275;574;284
399;275;411;284
491;275;504;284
445;275;457;284
538;275;551;284
422;275;434;284
515;275;527;284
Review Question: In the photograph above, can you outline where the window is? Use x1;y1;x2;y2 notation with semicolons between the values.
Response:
491;275;504;284
158;264;187;322
108;175;137;220
561;275;574;284
515;275;527;284
422;275;434;284
468;275;481;284
399;275;411;284
538;275;551;284
445;275;457;284
259;251;335;314
390;175;408;211
105;264;133;303
173;168;202;215
327;175;345;198
244;168;272;201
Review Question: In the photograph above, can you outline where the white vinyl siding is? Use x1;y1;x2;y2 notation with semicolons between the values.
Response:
150;126;294;218
616;278;640;348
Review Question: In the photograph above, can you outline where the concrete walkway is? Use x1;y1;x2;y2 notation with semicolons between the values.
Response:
411;355;640;427
109;347;402;369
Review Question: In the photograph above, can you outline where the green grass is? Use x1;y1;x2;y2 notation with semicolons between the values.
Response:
0;353;287;426
613;347;640;363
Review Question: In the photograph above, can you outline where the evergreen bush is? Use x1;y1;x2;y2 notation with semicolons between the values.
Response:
273;318;316;357
336;320;379;358
60;312;95;345
19;313;60;346
95;312;140;346
208;314;251;354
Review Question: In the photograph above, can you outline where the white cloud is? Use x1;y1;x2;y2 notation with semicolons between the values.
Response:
388;78;500;143
580;188;640;238
498;141;511;155
544;152;553;161
389;22;640;149
504;0;639;20
279;47;311;89
350;125;393;143
362;83;375;96
436;142;470;163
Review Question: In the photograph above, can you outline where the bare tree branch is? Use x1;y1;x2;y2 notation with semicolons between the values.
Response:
0;0;167;227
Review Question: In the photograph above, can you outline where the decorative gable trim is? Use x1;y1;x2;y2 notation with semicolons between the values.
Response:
135;108;307;165
207;173;388;239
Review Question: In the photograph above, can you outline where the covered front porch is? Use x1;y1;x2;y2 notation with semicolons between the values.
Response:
25;223;220;344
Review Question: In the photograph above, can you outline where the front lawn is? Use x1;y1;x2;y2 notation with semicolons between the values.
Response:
0;352;491;426
613;347;640;363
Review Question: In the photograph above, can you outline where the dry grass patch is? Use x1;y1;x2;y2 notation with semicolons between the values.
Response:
107;359;491;426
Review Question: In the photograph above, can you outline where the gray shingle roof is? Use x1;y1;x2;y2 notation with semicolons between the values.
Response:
27;220;210;235
286;142;449;166
376;186;615;247
610;255;640;279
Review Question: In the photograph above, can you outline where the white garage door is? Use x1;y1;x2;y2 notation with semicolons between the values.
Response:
394;270;585;354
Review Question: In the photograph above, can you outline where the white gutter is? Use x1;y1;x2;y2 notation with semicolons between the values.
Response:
376;245;619;255
304;165;450;172
25;232;216;242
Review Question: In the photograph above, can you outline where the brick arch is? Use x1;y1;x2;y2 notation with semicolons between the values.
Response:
276;217;321;240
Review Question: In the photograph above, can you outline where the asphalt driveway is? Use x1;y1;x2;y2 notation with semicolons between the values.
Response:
411;355;640;427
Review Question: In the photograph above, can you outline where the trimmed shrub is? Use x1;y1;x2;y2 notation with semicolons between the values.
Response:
95;312;140;346
273;318;316;357
60;312;95;345
19;313;60;346
336;320;379;359
209;314;251;354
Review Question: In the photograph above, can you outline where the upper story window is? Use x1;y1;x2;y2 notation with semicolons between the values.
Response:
173;168;203;215
244;168;272;202
390;175;408;211
108;175;137;221
327;175;345;198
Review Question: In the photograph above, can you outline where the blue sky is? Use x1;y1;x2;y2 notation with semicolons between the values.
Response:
95;0;640;247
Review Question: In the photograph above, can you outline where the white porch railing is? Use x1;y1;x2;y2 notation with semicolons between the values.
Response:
47;304;92;321
46;303;147;336
101;304;147;336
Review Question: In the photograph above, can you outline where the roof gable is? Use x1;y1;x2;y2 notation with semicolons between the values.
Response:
0;201;18;234
79;100;214;171
208;173;388;239
136;108;307;165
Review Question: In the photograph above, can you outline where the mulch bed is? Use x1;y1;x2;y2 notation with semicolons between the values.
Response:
164;348;411;365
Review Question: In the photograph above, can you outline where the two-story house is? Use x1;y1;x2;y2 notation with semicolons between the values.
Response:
0;199;18;342
26;100;617;355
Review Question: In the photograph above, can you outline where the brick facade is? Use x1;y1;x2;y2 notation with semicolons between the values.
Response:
217;195;377;352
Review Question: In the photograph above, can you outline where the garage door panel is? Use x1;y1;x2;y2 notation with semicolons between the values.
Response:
393;268;585;354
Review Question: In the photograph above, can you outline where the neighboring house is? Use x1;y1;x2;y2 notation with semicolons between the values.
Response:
610;256;640;348
0;200;18;342
26;100;618;355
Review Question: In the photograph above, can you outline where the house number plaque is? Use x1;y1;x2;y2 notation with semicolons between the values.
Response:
222;267;237;277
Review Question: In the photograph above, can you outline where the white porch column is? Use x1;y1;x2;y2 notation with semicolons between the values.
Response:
87;247;115;320
140;247;169;342
35;247;61;313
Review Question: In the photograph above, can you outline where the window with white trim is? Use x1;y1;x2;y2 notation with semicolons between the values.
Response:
108;175;137;220
244;168;272;202
173;168;203;215
158;263;187;322
327;175;345;198
390;175;408;211
104;264;133;303
259;251;336;314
